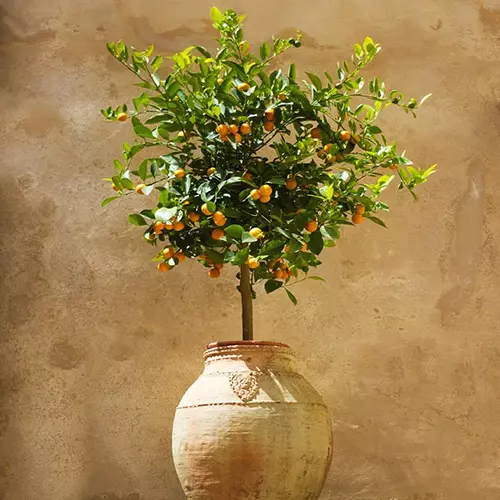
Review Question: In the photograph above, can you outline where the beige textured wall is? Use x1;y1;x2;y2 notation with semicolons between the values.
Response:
1;0;500;499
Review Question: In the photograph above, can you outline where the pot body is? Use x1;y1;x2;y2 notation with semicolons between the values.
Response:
172;341;333;500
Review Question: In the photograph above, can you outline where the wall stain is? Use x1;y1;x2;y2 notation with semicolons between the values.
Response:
479;5;500;37
85;494;140;500
435;158;485;327
0;6;56;45
48;339;85;370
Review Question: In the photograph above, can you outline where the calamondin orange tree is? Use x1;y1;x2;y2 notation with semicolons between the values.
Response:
102;7;435;340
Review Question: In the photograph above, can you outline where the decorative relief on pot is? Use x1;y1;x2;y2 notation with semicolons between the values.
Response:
228;371;260;402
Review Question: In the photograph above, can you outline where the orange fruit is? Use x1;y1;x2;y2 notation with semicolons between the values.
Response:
352;213;364;224
188;212;200;223
389;165;398;171
317;149;326;159
207;167;216;175
158;262;169;272
234;133;242;143
323;144;332;153
279;262;288;271
240;123;251;135
211;228;225;240
274;269;284;279
221;135;230;142
355;204;365;215
213;211;226;227
336;154;344;162
250;189;261;200
209;268;221;278
339;130;351;142
238;82;250;92
216;124;229;136
249;227;264;239
112;183;119;191
243;172;253;181
214;263;224;270
265;107;275;121
260;195;271;203
264;121;275;132
176;251;186;263
117;112;127;122
278;93;286;101
173;221;185;231
217;78;224;85
259;185;272;196
165;222;174;230
305;221;318;232
135;183;146;194
285;177;297;190
310;127;321;139
174;168;185;179
301;242;308;252
154;222;165;235
201;203;213;216
229;124;239;135
246;257;260;269
162;247;175;258
351;134;360;144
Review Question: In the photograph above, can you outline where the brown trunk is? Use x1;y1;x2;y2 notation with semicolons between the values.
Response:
239;264;254;341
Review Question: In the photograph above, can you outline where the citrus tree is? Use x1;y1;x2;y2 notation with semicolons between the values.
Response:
101;7;435;340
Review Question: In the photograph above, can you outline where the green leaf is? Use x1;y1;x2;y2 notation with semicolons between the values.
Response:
365;215;387;228
128;214;147;226
131;117;154;139
320;225;340;240
265;279;283;293
138;160;148;180
232;247;250;265
225;224;245;239
206;249;224;264
206;201;217;214
308;276;326;282
285;289;297;305
101;196;120;207
155;207;178;222
260;42;271;60
211;6;223;23
120;178;134;190
288;63;296;81
367;125;382;134
308;230;324;255
242;231;258;244
306;72;322;90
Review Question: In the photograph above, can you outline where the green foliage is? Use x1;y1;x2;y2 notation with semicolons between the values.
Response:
101;7;435;299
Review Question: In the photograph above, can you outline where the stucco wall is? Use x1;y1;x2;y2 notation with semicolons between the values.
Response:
1;0;500;499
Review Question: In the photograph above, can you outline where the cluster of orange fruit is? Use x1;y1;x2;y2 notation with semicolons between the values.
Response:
249;184;273;203
216;122;251;143
157;247;186;272
352;204;365;224
263;106;276;132
269;258;295;280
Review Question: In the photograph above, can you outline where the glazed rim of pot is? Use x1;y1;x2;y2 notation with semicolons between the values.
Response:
206;340;291;349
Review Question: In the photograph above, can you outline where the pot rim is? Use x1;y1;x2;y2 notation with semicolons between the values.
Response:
206;340;290;349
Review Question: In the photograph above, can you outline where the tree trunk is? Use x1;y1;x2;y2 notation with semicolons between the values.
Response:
239;264;253;341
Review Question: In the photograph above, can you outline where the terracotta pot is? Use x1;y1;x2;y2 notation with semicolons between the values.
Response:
172;341;333;499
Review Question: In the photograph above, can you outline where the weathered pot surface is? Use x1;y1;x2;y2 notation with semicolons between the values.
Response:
172;341;333;500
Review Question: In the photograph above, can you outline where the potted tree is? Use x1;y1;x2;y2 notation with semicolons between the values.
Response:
102;7;434;500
